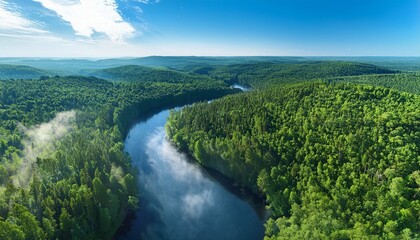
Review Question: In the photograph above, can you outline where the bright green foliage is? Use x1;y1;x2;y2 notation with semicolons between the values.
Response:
0;60;416;239
0;72;235;239
196;61;395;88
0;220;25;240
327;73;420;95
167;83;420;239
91;64;220;84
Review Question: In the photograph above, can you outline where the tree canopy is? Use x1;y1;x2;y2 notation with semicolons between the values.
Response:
0;72;235;239
167;82;420;239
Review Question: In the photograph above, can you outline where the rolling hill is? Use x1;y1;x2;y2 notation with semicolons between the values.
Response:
195;61;397;88
0;64;52;80
89;65;217;83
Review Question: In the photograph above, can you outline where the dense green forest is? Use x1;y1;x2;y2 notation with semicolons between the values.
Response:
1;59;419;239
0;72;235;239
167;83;420;239
90;65;217;83
327;73;420;95
308;57;420;72
2;57;418;75
193;61;396;88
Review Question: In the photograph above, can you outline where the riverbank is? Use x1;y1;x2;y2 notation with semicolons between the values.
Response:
116;108;264;240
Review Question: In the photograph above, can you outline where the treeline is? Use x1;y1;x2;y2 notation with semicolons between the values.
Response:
167;83;420;239
0;74;235;239
327;73;420;95
192;61;396;88
90;65;219;84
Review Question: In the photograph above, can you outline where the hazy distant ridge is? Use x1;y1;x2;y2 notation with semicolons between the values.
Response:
0;64;52;80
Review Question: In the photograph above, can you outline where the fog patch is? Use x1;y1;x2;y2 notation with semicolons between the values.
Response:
138;128;218;239
182;189;214;220
147;128;203;182
111;163;125;181
12;110;76;188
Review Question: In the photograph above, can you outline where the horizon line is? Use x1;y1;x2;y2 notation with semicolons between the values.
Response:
1;55;420;60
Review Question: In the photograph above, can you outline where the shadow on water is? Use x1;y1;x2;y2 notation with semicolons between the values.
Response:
115;108;265;240
202;167;268;220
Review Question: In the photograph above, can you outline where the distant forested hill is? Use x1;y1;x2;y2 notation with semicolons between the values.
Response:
194;61;396;88
89;65;216;83
167;82;420;239
1;57;418;75
0;56;304;74
327;73;420;95
0;64;52;80
307;57;420;72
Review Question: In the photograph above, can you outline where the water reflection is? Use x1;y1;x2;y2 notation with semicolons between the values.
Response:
118;110;264;240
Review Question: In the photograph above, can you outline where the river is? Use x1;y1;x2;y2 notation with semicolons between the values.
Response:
232;84;251;92
116;107;264;240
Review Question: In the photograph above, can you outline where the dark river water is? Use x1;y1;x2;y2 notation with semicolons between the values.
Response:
116;108;265;240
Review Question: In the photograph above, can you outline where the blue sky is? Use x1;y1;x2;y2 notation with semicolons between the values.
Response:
0;0;419;57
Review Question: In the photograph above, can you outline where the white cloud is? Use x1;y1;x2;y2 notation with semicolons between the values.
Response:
0;0;46;33
0;32;155;57
33;0;135;42
182;190;213;220
134;0;160;4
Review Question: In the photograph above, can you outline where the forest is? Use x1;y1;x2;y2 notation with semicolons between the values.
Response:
0;58;419;239
167;62;420;239
0;69;235;239
0;65;52;80
191;61;396;88
89;65;218;83
327;73;420;95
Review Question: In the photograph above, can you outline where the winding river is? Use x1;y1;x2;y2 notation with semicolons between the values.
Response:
116;106;264;240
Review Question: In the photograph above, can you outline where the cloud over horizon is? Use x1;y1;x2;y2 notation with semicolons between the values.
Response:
0;0;46;34
1;0;418;57
33;0;135;42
